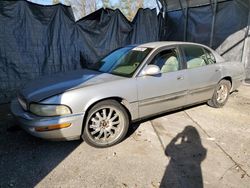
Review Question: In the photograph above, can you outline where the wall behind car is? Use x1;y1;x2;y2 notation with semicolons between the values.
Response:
0;1;162;103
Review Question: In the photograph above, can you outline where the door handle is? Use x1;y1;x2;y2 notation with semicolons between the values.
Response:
215;68;221;72
177;76;184;80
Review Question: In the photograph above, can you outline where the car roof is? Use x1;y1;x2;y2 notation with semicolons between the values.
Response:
137;41;225;62
138;41;208;49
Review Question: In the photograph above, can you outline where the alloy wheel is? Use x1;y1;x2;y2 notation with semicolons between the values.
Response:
86;107;125;145
216;84;228;103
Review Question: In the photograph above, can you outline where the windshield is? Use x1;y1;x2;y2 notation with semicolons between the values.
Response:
87;46;152;77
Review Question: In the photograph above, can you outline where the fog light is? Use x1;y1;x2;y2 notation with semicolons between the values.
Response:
35;123;71;132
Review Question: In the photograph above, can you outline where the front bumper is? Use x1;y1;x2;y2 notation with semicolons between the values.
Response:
11;99;84;141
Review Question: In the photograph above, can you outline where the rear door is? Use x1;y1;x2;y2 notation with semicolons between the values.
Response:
181;45;222;104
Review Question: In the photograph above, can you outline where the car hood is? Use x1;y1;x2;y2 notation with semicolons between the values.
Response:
20;69;124;102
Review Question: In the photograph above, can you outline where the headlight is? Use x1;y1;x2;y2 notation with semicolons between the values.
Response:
30;103;71;117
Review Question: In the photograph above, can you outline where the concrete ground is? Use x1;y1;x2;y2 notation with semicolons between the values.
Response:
0;85;249;188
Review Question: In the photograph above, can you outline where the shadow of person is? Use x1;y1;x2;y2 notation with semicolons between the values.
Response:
160;126;207;188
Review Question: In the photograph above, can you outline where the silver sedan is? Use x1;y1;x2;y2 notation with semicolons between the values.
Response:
11;42;245;147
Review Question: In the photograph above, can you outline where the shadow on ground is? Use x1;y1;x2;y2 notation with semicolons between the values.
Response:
0;102;145;187
0;103;207;187
0;104;81;187
160;126;207;188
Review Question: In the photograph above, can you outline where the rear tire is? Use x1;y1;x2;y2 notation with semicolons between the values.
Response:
208;80;231;108
82;100;129;148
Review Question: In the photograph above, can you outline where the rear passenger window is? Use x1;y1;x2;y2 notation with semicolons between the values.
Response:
204;49;216;64
183;46;207;69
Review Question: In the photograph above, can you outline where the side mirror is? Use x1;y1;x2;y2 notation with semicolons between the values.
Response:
141;65;161;76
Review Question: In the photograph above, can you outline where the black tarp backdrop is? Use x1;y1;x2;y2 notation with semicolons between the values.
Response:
0;1;161;103
163;0;249;60
163;0;250;77
0;0;249;103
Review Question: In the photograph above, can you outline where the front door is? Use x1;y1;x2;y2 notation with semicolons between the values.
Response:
136;47;188;118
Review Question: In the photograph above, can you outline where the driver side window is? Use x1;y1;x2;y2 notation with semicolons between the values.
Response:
150;49;180;74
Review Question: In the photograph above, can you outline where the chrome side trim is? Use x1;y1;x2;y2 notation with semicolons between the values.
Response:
188;85;215;95
139;90;187;107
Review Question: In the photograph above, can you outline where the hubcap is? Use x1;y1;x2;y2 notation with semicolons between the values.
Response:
87;107;124;144
216;84;228;103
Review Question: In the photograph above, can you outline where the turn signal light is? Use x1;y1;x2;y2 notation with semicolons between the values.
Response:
35;123;71;132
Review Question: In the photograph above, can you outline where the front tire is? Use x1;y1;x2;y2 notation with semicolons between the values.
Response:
208;80;231;108
82;100;129;148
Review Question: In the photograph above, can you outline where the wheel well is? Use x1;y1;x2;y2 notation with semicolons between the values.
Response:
221;76;232;86
81;97;132;133
222;76;232;84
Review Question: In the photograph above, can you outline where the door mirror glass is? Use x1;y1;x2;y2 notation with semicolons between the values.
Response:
142;65;161;76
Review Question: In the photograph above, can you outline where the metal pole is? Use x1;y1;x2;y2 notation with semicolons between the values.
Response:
178;0;185;15
209;0;217;48
184;0;188;41
178;0;188;41
184;7;188;41
158;0;167;40
242;5;250;79
155;0;162;14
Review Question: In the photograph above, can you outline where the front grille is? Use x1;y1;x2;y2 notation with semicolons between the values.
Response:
17;95;28;111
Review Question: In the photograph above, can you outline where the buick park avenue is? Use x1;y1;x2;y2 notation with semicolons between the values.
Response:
11;42;245;147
